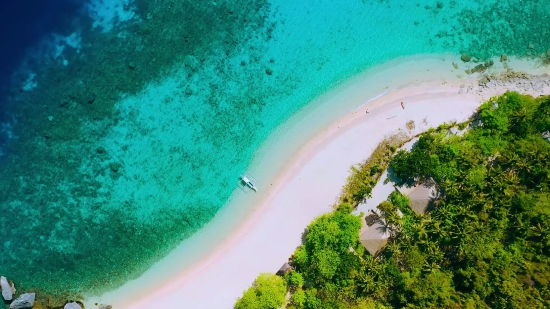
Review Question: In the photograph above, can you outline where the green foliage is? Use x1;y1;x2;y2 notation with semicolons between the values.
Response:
235;273;287;309
457;121;469;130
377;201;400;229
336;202;354;214
282;93;550;309
235;287;261;309
388;191;410;211
295;206;362;285
286;271;305;288
304;288;322;309
341;133;409;206
377;201;396;214
479;102;509;133
370;165;381;176
291;289;306;307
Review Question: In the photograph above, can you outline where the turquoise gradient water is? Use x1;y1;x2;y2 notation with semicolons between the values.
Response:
0;0;548;301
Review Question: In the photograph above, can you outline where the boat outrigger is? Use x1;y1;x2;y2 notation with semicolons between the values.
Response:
239;173;258;192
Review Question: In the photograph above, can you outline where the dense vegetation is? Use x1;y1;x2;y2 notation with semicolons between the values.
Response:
340;133;408;207
235;273;287;309
236;92;550;308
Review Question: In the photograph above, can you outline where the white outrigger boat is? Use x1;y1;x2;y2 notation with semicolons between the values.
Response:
239;173;258;192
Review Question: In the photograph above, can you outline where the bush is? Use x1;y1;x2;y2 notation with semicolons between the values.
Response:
235;273;287;309
286;271;305;288
457;121;468;130
370;165;381;176
336;203;354;214
291;289;306;307
340;133;409;206
388;191;410;211
235;287;260;309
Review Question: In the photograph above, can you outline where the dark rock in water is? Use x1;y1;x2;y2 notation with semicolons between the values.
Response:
461;53;471;62
96;146;106;154
110;162;121;172
1;276;14;301
500;54;508;62
87;93;96;104
485;59;494;67
64;302;82;309
99;305;112;309
128;61;136;70
471;64;487;74
10;293;35;309
472;57;479;63
452;62;458;69
59;99;70;108
265;68;273;75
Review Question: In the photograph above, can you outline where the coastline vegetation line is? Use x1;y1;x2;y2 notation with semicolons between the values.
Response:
237;92;550;309
339;133;409;207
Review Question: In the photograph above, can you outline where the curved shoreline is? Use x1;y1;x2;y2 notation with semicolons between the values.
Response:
84;55;550;308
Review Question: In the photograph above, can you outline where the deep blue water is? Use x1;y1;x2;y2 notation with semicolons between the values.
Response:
0;0;85;156
0;0;84;85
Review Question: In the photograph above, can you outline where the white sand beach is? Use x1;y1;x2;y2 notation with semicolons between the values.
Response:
84;55;550;309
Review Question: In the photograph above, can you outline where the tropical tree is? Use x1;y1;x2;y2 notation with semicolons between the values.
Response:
235;273;287;309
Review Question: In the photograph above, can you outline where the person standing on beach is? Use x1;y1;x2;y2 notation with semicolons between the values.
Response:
401;102;405;109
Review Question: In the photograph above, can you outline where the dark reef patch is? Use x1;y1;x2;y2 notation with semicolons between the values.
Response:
436;0;550;60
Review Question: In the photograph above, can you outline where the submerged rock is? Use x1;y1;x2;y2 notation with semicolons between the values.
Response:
471;64;487;74
99;305;113;309
32;302;43;309
461;53;471;62
1;276;14;301
500;54;508;62
86;93;96;104
64;302;82;309
110;162;121;173
10;293;35;309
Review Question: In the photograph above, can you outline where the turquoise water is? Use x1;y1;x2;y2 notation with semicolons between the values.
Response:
0;0;548;303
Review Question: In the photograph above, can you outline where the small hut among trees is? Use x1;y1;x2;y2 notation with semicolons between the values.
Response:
397;182;438;215
359;220;389;256
276;262;293;276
